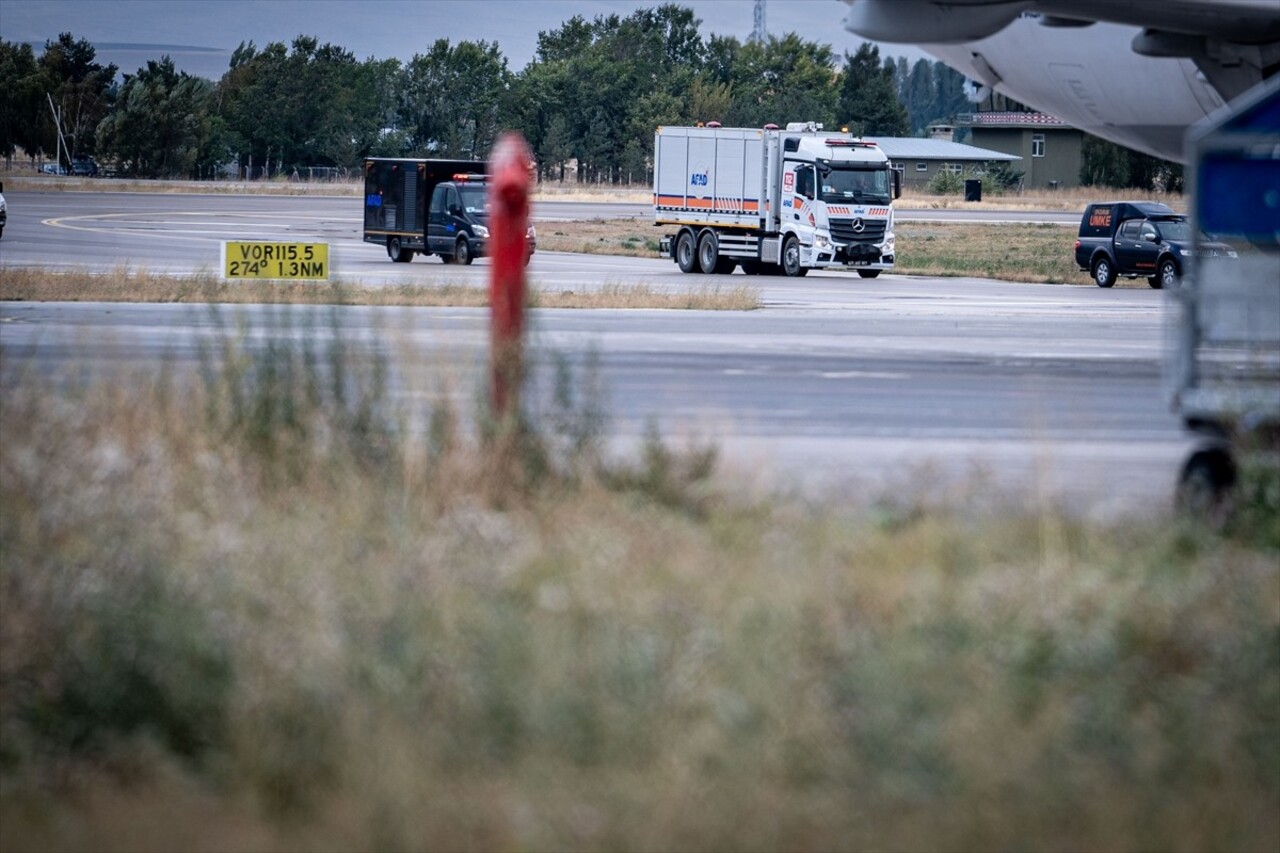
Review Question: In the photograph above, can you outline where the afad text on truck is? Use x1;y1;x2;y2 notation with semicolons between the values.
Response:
653;122;901;278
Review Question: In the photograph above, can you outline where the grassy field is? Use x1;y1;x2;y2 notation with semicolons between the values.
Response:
546;219;1092;285
0;313;1276;852
0;173;1184;214
0;219;1093;305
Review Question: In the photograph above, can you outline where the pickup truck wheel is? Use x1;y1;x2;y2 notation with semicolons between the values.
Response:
1177;449;1236;528
1155;258;1177;289
781;236;807;277
388;237;412;263
455;238;473;266
857;269;881;279
675;230;699;273
697;231;720;274
1092;256;1116;288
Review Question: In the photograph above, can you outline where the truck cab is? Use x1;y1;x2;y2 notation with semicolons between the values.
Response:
427;174;490;265
781;129;900;277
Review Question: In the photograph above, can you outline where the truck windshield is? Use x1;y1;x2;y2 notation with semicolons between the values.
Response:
459;185;489;216
821;167;890;205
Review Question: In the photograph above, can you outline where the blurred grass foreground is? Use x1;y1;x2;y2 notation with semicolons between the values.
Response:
1;308;1277;852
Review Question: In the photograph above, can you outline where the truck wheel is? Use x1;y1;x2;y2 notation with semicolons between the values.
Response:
1154;258;1177;289
697;231;720;274
857;269;881;279
675;230;699;273
1092;256;1116;288
782;236;807;277
1177;448;1236;527
455;238;473;266
714;257;737;275
388;237;412;263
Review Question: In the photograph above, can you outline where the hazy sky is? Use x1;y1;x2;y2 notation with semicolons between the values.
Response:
1;0;925;79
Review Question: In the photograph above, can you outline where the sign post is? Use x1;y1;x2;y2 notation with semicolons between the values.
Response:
488;133;532;423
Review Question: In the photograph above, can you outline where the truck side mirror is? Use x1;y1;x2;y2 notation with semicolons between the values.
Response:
893;170;901;199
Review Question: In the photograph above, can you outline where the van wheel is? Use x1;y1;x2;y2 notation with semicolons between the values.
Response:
1155;257;1177;289
1092;256;1116;288
857;269;881;279
782;236;807;277
388;237;412;263
675;230;699;273
455;238;473;266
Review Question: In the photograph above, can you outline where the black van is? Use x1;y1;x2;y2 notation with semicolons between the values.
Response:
362;158;536;265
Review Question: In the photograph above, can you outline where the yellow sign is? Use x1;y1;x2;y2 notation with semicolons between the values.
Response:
222;241;329;280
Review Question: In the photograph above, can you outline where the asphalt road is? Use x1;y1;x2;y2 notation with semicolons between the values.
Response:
0;191;1188;513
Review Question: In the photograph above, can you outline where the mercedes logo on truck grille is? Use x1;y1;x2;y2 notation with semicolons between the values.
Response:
852;217;865;233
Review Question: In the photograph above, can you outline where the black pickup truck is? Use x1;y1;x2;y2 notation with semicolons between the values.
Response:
1074;201;1234;289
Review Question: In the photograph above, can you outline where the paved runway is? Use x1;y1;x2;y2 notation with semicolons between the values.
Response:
0;191;1188;513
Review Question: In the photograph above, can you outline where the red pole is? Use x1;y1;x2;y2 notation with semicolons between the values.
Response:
488;133;532;421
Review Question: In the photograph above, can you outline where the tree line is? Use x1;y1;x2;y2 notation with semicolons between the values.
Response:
0;7;1175;189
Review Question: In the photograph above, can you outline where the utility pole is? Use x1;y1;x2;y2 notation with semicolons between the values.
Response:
46;93;68;171
751;0;766;44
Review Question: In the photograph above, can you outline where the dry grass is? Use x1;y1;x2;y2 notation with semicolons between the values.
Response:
536;219;663;256
0;316;1276;852
542;219;1108;286
899;185;1185;213
0;266;760;310
895;222;1088;284
1;173;1183;213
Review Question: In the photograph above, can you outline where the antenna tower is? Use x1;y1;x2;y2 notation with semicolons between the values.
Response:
751;0;766;44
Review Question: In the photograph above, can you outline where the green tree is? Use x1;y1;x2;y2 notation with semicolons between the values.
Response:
1080;134;1183;191
38;33;118;163
723;34;839;130
516;5;707;183
217;36;396;175
0;40;49;165
97;56;216;177
837;42;908;136
399;39;509;158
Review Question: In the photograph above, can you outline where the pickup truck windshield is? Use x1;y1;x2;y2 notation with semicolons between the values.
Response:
459;185;489;216
1155;219;1192;241
821;167;890;205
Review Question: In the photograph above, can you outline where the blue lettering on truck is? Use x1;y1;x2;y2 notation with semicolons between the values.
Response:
690;172;708;186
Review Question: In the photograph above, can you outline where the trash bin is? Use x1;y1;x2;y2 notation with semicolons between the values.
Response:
964;179;982;202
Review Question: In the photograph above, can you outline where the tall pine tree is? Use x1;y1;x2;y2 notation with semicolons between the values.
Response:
837;43;908;137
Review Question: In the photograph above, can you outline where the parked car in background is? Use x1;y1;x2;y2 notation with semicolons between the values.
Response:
71;157;98;176
39;163;67;175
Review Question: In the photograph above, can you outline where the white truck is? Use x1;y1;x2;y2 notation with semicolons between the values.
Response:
654;122;900;278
